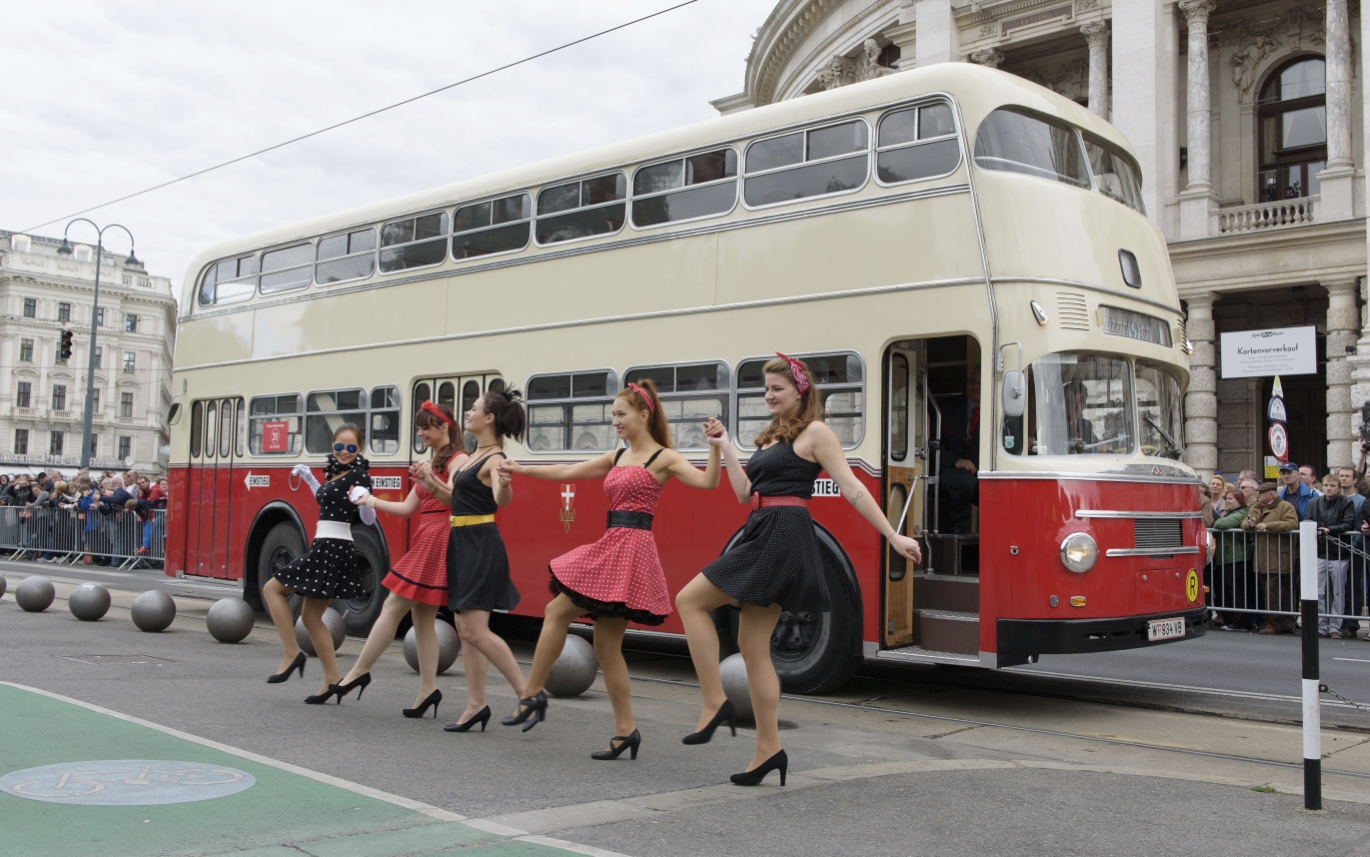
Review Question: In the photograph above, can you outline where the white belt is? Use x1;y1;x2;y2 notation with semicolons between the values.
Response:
315;521;353;542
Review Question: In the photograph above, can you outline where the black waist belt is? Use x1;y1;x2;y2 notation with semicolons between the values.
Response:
420;509;448;515
607;510;653;531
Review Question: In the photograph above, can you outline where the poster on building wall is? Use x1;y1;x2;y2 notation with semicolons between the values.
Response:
1219;326;1317;378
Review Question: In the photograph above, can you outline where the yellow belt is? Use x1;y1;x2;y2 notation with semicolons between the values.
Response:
450;514;496;528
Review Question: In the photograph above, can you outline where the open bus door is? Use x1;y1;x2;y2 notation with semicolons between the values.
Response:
883;343;920;647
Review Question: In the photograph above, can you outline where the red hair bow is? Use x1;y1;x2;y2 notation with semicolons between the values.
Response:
420;400;455;428
625;382;655;414
775;353;810;396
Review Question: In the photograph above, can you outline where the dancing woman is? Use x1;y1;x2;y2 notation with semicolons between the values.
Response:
331;401;467;718
677;354;922;785
414;389;528;732
497;379;721;757
263;423;376;703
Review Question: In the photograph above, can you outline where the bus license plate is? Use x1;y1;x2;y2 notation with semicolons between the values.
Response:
1147;617;1186;641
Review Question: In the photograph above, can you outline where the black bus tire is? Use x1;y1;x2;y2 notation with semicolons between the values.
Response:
257;522;304;620
334;527;387;635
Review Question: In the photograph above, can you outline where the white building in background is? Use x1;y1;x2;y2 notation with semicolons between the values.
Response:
718;0;1370;479
0;230;177;477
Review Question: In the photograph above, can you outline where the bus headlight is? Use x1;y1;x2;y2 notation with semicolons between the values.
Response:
1059;532;1098;573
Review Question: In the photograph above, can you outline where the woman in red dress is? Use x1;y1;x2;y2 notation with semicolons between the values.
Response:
333;401;468;718
498;380;721;758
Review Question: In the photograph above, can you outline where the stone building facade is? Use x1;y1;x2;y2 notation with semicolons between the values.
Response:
715;0;1370;478
0;230;177;477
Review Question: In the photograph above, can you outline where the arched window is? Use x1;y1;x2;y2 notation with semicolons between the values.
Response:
1257;57;1326;201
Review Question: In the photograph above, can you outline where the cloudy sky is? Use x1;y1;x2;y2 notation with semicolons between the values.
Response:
0;0;776;304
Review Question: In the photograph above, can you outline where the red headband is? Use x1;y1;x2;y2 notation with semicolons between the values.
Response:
420;400;455;428
775;352;810;396
624;383;655;414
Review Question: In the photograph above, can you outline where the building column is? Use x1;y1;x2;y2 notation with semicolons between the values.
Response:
1318;0;1356;220
1111;0;1178;230
1184;292;1219;477
1328;278;1362;470
914;0;959;67
1177;0;1218;240
1081;21;1109;119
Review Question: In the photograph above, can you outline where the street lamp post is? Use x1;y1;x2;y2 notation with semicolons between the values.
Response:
56;219;138;470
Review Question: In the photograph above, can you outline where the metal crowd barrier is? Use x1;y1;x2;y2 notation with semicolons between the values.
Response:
1207;527;1370;633
0;506;166;569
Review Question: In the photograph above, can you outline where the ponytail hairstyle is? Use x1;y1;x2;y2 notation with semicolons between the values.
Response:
481;388;526;442
753;355;824;448
415;401;460;475
617;378;673;449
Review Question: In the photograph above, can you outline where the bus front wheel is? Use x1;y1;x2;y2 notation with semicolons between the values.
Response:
257;522;304;620
333;527;386;636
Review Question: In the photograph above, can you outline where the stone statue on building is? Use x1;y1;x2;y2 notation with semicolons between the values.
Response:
1231;35;1278;102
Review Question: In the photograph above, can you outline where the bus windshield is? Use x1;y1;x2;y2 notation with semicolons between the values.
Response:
1135;360;1185;460
1003;351;1133;456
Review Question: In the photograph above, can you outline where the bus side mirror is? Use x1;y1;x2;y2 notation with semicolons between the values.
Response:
1003;371;1025;417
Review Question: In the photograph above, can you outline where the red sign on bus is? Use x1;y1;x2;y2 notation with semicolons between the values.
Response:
261;420;290;453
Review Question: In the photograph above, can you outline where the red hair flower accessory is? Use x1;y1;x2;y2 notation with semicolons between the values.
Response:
775;352;810;396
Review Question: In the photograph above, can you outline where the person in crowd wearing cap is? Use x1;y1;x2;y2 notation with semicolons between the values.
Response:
1306;473;1356;637
937;366;980;534
1244;481;1300;634
1278;462;1319;519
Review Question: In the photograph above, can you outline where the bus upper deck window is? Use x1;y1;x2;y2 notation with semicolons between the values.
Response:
632;149;738;228
973;108;1089;188
453;193;531;259
744;120;870;208
259;243;313;295
1084;134;1146;214
876;102;962;185
317;228;377;285
198;254;258;307
536;174;627;245
379;212;448;274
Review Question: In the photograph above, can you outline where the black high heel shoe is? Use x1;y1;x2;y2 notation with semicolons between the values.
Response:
267;652;306;684
333;672;371;702
443;705;492;732
403;689;442;719
730;749;788;787
304;687;341;705
500;691;548;732
682;700;736;745
591;729;641;761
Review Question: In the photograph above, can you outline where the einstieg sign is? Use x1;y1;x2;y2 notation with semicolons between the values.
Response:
1219;326;1317;378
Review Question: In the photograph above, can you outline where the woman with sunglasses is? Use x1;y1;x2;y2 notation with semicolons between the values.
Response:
331;402;466;718
496;380;722;756
677;354;922;787
263;423;376;703
414;389;529;732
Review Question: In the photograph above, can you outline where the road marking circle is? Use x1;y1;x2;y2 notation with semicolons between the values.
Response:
0;760;255;806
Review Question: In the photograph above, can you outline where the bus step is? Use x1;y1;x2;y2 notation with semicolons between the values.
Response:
916;609;979;656
874;644;980;665
916;574;979;613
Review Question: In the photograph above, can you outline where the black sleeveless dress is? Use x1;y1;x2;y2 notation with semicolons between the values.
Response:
274;464;371;600
703;441;830;613
446;453;520;612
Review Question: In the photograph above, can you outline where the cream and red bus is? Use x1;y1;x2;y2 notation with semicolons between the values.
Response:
166;62;1205;693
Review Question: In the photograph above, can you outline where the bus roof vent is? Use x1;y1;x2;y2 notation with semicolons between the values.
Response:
1056;292;1089;330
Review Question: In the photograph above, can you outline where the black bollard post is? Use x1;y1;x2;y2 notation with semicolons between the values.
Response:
1299;519;1321;811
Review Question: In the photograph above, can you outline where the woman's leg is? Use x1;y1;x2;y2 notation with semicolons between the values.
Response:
592;617;635;742
455;610;527;711
301;596;341;694
523;594;586;697
342;592;414;685
455;636;490;722
676;573;736;732
263;576;301;674
411;603;441;706
736;602;784;770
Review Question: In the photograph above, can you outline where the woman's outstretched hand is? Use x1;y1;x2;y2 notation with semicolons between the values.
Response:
703;417;728;447
888;533;922;564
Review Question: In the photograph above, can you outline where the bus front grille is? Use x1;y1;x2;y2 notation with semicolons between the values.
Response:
1133;518;1183;553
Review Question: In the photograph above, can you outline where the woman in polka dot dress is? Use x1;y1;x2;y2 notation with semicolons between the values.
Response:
332;401;467;719
263;423;376;704
676;354;922;787
497;379;721;758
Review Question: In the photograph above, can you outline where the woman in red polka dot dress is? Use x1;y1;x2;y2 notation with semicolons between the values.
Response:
498;379;721;759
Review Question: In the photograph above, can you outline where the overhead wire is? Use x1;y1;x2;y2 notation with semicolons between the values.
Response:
21;0;701;233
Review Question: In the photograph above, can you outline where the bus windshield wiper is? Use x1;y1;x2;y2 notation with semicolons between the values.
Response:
1144;414;1180;456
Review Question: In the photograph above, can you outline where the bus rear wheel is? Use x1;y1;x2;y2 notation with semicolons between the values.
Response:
333;527;386;636
722;531;860;695
257;522;304;619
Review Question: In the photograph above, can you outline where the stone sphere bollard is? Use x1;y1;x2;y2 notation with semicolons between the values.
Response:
0;574;7;600
545;634;599;698
15;576;56;613
69;583;112;621
131;590;177;632
403;619;462;675
294;608;346;656
719;652;754;723
206;597;256;643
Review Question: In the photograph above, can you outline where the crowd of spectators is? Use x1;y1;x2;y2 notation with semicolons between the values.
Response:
0;469;168;565
1205;460;1370;638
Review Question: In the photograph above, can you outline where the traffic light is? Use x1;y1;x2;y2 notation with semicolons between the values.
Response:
59;330;74;361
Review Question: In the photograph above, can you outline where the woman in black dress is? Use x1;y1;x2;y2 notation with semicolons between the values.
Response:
678;354;922;785
263;423;376;703
414;389;528;732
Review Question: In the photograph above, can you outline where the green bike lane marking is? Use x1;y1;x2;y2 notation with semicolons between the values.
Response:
0;683;629;857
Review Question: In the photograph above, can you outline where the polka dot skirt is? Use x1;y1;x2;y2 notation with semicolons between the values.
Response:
274;467;370;600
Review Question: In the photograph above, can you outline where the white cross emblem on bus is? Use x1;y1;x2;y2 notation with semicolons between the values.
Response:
560;484;576;532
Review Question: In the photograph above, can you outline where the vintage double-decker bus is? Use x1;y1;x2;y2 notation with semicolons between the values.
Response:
166;62;1205;693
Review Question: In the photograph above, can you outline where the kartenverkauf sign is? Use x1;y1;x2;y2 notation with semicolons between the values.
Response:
1220;326;1317;378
